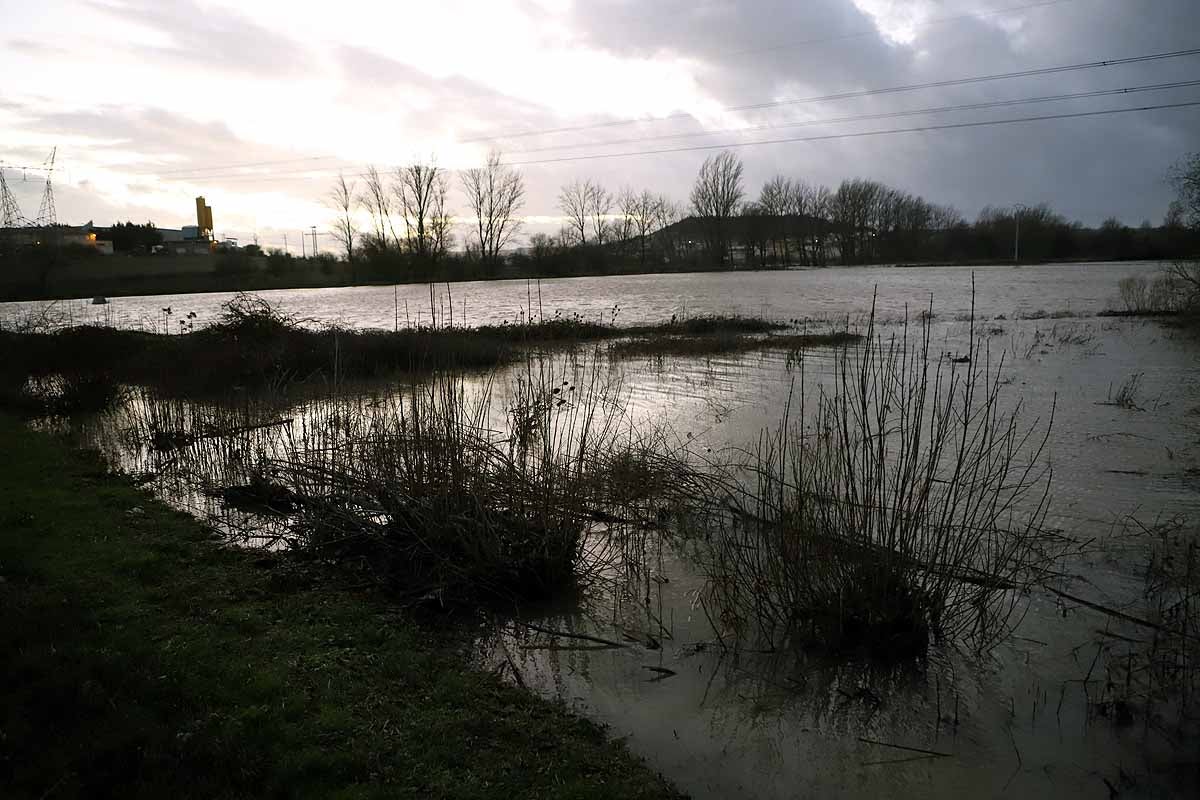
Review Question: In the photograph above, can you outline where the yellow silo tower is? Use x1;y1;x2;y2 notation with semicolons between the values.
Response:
195;196;214;240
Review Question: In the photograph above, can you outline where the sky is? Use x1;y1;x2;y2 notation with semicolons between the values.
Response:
1;0;1198;252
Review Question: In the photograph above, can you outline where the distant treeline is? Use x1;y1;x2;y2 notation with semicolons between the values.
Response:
330;150;1199;283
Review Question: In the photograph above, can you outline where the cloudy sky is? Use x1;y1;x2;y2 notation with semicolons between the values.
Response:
1;0;1198;251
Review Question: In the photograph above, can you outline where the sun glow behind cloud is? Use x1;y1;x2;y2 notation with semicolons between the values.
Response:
1;0;735;240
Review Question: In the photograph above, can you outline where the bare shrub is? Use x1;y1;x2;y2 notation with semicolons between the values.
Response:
1118;273;1181;314
699;308;1059;659
172;365;680;606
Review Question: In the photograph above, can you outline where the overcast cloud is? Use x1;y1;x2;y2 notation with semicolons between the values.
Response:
1;0;1197;250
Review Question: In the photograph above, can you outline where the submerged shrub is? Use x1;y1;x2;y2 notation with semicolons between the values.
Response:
1093;516;1199;733
698;307;1060;660
167;364;676;606
1118;273;1180;315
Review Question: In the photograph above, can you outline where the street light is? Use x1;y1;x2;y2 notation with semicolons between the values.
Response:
1013;203;1028;263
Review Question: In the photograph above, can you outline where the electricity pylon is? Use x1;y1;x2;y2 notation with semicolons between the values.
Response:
34;147;56;228
0;166;24;228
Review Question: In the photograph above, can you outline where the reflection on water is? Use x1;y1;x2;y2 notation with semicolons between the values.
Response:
21;262;1200;799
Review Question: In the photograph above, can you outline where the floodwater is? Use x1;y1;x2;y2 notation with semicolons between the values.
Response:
7;261;1198;799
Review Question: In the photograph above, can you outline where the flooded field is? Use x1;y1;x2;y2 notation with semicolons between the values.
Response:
6;260;1198;799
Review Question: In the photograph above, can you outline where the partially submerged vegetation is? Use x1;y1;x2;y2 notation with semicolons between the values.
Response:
1088;515;1199;736
697;310;1060;658
170;367;681;607
81;297;1062;665
0;294;790;403
3;292;1061;662
609;330;861;359
1112;259;1200;323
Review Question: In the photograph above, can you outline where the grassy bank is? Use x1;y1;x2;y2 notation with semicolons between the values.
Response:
0;414;682;799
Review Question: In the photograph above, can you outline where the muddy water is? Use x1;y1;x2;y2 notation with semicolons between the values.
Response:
11;261;1199;798
480;316;1200;800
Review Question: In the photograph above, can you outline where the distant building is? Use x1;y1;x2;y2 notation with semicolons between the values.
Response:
154;216;213;255
0;221;113;254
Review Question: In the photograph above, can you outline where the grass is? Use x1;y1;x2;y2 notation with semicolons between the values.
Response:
0;413;683;799
1101;372;1145;410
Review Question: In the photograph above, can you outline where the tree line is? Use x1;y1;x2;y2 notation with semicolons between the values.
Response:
318;149;1199;282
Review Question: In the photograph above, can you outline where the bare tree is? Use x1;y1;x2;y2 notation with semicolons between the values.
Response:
361;165;396;250
759;175;792;265
587;182;612;246
613;188;635;258
559;179;592;247
328;172;358;264
620;188;672;268
395;160;446;261
1164;199;1186;230
690;151;744;267
805;184;833;266
1169;152;1200;228
830;178;883;265
429;173;452;262
654;196;683;264
460;150;525;270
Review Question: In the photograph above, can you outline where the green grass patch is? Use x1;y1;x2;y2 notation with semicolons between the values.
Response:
0;414;682;799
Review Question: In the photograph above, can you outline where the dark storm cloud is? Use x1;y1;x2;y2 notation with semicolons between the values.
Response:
524;0;1200;225
88;0;312;77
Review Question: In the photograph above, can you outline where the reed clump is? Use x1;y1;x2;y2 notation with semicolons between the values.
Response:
154;365;680;607
1095;516;1198;732
697;306;1059;660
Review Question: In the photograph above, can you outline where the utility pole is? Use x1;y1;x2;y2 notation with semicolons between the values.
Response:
1013;203;1028;263
283;232;288;255
301;231;306;258
311;226;318;256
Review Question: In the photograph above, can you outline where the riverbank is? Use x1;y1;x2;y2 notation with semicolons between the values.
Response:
0;413;682;799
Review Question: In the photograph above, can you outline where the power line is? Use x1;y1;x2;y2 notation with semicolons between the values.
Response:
155;46;1200;184
145;1;1105;180
508;79;1200;155
501;100;1200;166
177;79;1200;181
146;2;1108;179
158;99;1200;185
458;47;1200;144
